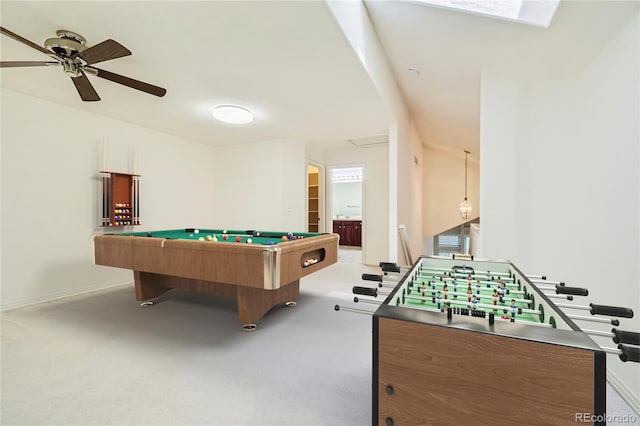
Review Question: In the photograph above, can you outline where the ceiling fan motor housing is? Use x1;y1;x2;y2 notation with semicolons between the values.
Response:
44;30;87;59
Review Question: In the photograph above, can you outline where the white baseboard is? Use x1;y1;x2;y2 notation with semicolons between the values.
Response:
608;367;640;416
1;280;132;312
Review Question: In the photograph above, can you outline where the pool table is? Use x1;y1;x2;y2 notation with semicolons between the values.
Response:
93;228;339;330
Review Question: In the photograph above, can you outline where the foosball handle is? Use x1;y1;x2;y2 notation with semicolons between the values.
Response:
591;304;634;318
618;344;640;363
379;262;397;268
353;286;378;297
381;265;401;273
555;286;588;296
612;329;640;345
362;273;383;283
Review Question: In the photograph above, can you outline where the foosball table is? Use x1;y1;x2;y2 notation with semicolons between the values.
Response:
337;255;638;426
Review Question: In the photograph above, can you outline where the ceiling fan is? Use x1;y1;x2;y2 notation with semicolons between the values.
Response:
0;26;166;101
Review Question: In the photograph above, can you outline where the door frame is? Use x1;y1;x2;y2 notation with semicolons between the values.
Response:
306;161;325;233
326;163;366;262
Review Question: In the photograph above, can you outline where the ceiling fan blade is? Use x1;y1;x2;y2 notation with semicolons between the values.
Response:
90;67;166;97
1;61;58;67
1;26;51;55
76;39;131;65
71;74;100;101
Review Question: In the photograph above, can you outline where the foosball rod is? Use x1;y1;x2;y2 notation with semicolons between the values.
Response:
581;328;640;345
599;344;640;363
352;286;390;298
362;273;400;284
566;314;620;326
554;303;634;318
379;262;410;271
529;278;565;286
419;266;512;279
334;305;373;315
353;296;382;305
540;286;589;296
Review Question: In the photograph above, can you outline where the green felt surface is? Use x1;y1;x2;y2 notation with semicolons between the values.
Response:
116;228;322;245
400;276;540;323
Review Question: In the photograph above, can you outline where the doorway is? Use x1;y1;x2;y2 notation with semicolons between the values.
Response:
329;166;364;263
307;163;324;233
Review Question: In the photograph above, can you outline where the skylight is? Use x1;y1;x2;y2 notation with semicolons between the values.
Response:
415;0;560;28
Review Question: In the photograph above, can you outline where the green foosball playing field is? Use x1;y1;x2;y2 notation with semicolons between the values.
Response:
401;265;542;324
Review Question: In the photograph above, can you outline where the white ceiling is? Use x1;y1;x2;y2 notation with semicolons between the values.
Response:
1;1;637;158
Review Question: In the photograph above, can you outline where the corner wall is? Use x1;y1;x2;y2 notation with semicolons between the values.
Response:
1;89;216;309
423;146;480;239
480;11;639;411
326;0;423;263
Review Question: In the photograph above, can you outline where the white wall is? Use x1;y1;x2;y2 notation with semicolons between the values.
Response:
326;0;423;263
423;146;480;239
480;11;639;410
323;145;389;266
210;139;306;232
1;89;216;309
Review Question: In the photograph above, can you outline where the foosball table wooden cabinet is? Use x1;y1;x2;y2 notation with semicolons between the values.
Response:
372;256;606;426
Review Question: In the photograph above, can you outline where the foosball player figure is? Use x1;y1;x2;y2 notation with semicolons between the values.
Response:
420;283;427;303
467;285;473;302
435;291;443;311
452;279;458;299
442;284;449;300
509;299;518;322
492;289;500;311
497;285;506;304
470;295;479;310
475;281;482;294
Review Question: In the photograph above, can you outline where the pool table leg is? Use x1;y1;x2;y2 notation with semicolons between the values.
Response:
236;280;300;331
133;271;172;303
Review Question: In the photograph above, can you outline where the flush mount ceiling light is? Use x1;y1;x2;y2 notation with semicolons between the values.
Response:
213;105;254;124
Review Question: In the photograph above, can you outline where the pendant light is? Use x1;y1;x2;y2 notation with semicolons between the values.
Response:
459;150;472;220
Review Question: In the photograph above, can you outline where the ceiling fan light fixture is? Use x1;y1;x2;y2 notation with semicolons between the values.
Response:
213;105;254;124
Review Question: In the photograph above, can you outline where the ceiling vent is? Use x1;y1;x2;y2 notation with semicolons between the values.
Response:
347;135;388;147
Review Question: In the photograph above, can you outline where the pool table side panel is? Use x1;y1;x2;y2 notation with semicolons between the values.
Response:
94;234;338;289
277;234;339;286
377;317;597;426
94;235;267;288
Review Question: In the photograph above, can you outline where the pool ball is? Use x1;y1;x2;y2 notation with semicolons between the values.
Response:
223;235;229;240
235;236;242;243
222;229;227;234
194;229;200;234
282;236;288;241
246;238;252;244
267;241;274;245
255;232;261;237
287;232;293;239
206;235;212;241
198;237;205;241
213;236;218;242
